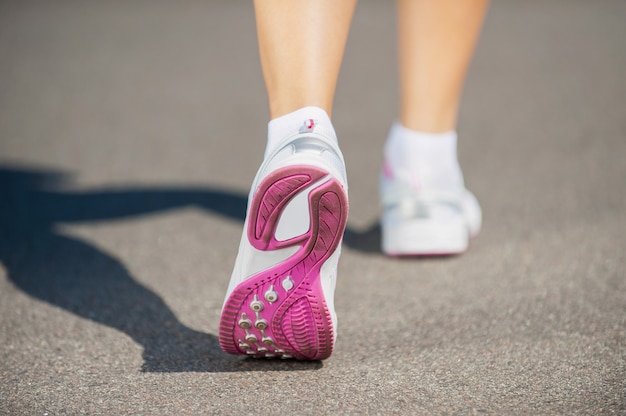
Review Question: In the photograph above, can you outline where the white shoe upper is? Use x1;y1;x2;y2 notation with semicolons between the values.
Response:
380;163;481;255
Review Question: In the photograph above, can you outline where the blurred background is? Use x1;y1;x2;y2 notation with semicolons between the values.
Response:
1;0;624;414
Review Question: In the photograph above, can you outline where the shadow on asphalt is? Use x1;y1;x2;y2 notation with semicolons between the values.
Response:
0;165;378;372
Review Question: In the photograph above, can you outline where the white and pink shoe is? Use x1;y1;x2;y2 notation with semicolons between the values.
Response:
380;123;482;256
380;165;481;256
219;122;348;360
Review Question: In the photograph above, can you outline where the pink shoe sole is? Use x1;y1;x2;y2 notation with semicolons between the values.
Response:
219;165;348;360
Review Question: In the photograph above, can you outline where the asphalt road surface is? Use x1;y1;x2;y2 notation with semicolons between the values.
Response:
1;0;625;414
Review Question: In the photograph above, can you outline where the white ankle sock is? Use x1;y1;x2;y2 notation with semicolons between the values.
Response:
384;122;464;191
265;106;337;158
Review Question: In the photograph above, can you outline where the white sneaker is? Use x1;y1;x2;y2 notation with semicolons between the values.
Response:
380;159;481;256
219;121;348;360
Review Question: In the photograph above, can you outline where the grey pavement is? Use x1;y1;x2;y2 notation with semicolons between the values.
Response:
1;0;625;414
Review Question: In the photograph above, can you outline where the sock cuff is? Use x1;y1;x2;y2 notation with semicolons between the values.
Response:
384;122;464;190
265;106;337;157
386;122;457;160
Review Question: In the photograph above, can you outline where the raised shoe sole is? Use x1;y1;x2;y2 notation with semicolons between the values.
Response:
219;165;348;360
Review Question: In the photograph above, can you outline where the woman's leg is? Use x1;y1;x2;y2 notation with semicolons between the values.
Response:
381;0;488;256
254;0;358;119
397;0;488;133
220;1;356;360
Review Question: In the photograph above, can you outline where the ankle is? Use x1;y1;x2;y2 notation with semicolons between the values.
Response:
384;122;464;190
265;106;337;157
399;105;458;133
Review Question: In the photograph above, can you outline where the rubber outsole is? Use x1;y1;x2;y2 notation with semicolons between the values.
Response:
219;165;348;360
